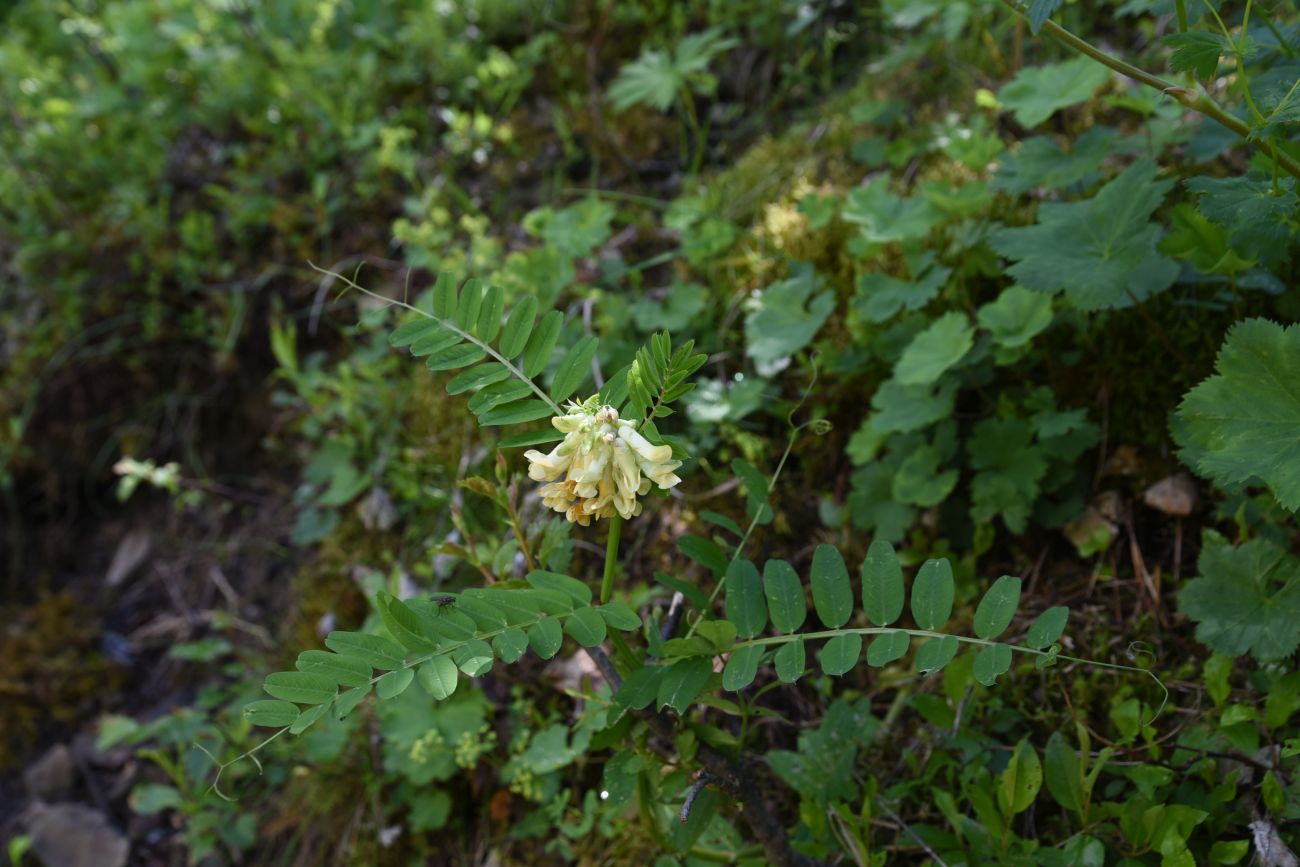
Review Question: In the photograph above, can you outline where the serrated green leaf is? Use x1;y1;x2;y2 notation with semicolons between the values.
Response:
810;545;852;629
862;539;904;626
475;283;504;342
1165;30;1226;79
915;635;959;674
892;444;959;508
493;627;530;663
722;644;764;691
416;656;459;699
376;667;415;699
1184;175;1298;268
523;310;564;378
866;630;909;667
528;617;564;659
244;700;301;728
819;633;863;676
998;56;1110;127
1026;606;1069;650
763;559;806;634
1180;532;1300;661
324;632;406;671
564;607;608;647
744;266;835;366
426;343;487;372
977;285;1054;350
446;362;510;395
295;650;372;688
1174;320;1300;511
724;559;767;639
911;559;955;631
551;335;599;402
991;158;1177;311
657;656;713;713
974;576;1022;640
499;295;538;359
263;671;337;705
973;643;1013;685
775;638;805;683
894;311;974;385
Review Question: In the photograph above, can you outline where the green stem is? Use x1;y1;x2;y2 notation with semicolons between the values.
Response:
1174;0;1189;32
998;0;1300;181
601;513;623;604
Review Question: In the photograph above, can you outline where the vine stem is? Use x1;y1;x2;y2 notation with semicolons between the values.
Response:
600;513;623;604
310;263;565;416
998;0;1300;181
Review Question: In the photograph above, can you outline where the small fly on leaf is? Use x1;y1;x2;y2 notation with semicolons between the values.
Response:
430;594;456;610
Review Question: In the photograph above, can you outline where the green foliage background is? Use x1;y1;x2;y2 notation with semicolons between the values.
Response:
3;0;1299;865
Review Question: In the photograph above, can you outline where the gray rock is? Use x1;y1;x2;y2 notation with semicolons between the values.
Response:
24;803;129;867
22;745;76;802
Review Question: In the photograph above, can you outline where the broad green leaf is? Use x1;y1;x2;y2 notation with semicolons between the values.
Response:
528;617;564;659
1165;31;1227;79
842;178;941;246
445;362;510;395
523;310;564;378
851;263;950;324
866;630;909;667
475;283;504;342
263;671;336;705
596;601;642;632
999;738;1043;816
1173;319;1300;511
550;335;599;402
493;627;529;663
744;266;835;367
991;158;1178;311
453;640;495;676
526;570;593;605
564;607;608;647
862;539;904;626
973;644;1013;685
499;295;538;359
892;445;959;508
810;544;853;629
657;657;713;713
1026;606;1069;650
867;379;958;437
244;700;301;728
1159;203;1254;276
894;312;974;385
775;638;805;682
1184;175;1298;268
997;56;1110;126
992;127;1115;196
722;644;764;691
1044;731;1084;813
915;635;959;674
416;656;459;700
295;650;372;688
376;667;415;699
819;633;863;676
911;559;955;630
974;576;1022;640
977;286;1054;351
724;559;767;639
967;417;1047;534
763;559;807;634
1180;532;1300;661
426;343;487;372
477;398;556;426
614;665;664;712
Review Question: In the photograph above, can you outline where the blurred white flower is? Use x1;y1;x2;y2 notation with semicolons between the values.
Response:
524;402;681;525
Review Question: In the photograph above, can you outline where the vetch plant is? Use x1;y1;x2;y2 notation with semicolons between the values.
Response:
229;270;1167;866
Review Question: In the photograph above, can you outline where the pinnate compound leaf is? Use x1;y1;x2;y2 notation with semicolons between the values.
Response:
1180;532;1300;661
973;643;1013;685
775;639;806;683
564;607;608;647
911;559;955;630
416;656;459;700
596;601;642;632
725;559;768;639
1173;319;1300;511
295;650;372;688
862;539;904;626
974;576;1022;640
523;310;564;378
866;630;909;667
819;633;863;676
998;56;1111;127
528;618;564;659
264;672;336;705
1026;606;1069;650
333;685;369;719
915;635;959;674
244;700;301;728
375;668;415;700
763;559;807;634
551;335;599;402
492;627;530;663
991;158;1178;311
810;544;853;629
498;295;538;359
289;704;329;735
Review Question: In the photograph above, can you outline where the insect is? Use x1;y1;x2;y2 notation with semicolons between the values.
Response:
430;594;457;609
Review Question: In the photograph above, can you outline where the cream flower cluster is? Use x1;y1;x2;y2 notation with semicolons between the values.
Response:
524;402;682;525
